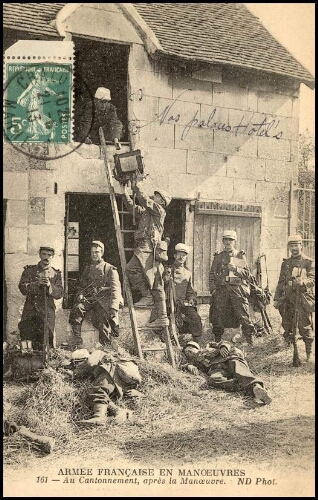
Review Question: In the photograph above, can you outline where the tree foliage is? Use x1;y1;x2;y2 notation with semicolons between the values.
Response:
298;130;315;186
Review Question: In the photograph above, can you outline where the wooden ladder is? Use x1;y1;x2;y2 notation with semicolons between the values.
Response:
99;128;177;368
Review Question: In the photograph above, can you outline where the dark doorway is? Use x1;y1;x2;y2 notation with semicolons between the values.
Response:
164;199;186;264
64;193;120;308
73;37;129;143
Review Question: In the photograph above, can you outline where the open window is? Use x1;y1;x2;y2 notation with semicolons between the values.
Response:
73;37;129;144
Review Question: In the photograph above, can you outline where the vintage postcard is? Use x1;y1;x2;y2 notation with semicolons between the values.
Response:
3;3;314;498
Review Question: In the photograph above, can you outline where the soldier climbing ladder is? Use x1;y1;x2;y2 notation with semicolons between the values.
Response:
99;127;177;367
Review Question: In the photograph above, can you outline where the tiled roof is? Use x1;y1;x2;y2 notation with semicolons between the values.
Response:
3;3;314;86
3;3;63;37
133;3;314;85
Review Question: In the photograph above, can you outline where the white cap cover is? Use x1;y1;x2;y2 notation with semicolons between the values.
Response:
222;230;237;240
95;87;111;100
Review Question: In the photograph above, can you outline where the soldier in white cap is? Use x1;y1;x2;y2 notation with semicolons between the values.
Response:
209;230;254;344
274;234;315;360
164;243;202;341
122;177;172;329
69;241;123;348
78;87;124;149
18;246;64;349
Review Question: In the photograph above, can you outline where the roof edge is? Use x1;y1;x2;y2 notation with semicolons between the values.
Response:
153;50;315;90
117;3;163;54
51;3;84;38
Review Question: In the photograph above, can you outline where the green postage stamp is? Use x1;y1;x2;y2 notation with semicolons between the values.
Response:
3;41;75;157
4;62;73;144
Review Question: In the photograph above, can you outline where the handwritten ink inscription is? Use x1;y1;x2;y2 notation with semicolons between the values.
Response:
137;90;284;141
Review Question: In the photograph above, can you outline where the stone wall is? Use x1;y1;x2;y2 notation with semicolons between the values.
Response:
3;41;300;339
128;45;300;290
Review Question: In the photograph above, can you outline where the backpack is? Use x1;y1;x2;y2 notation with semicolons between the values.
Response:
115;360;142;385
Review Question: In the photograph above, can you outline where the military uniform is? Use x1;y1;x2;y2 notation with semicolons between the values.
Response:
18;263;63;348
164;263;202;340
123;186;172;328
183;342;264;395
124;185;167;292
209;249;254;343
274;253;315;347
69;260;123;345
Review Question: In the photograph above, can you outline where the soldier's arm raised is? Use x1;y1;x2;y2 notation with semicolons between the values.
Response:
121;186;143;217
133;184;165;216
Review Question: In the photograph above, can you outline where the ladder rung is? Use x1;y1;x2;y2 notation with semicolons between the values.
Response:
138;326;162;330
142;347;167;352
133;306;156;310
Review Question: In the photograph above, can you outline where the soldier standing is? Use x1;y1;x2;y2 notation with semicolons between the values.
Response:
274;234;315;360
122;180;172;329
164;243;202;341
18;246;64;349
69;241;123;348
209;230;254;345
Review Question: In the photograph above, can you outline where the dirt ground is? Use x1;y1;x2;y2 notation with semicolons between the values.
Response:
3;312;315;497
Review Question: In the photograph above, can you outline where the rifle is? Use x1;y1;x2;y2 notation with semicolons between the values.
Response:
42;283;50;364
77;281;110;305
3;419;55;454
255;254;272;334
165;278;181;348
292;276;302;367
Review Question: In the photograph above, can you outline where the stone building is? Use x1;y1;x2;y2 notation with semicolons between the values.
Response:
3;3;314;343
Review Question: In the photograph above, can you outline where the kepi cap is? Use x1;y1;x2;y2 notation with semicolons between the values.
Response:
288;234;302;244
183;341;200;351
91;240;105;254
95;87;111;100
154;189;172;207
175;243;189;254
157;237;170;251
222;230;237;240
39;246;55;254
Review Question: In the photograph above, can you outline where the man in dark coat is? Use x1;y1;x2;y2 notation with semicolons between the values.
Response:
209;230;254;345
18;246;64;349
69;241;123;348
274;234;315;360
182;341;271;405
79;87;124;149
164;243;202;341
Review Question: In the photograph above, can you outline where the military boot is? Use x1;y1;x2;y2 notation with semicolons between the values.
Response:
252;383;272;405
134;284;154;308
146;299;169;329
283;331;293;346
305;341;313;361
71;324;83;349
80;404;107;425
212;329;223;343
